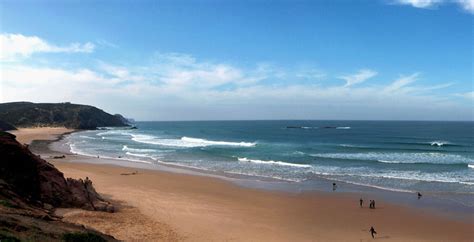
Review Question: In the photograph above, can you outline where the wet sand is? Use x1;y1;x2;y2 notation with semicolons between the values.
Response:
10;128;474;241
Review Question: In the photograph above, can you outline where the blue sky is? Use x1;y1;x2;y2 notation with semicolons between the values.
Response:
0;0;473;120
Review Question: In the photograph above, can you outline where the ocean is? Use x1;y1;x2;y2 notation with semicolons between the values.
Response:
64;120;474;195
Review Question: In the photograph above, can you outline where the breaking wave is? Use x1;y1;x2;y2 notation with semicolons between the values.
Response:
131;134;256;148
429;141;451;147
238;157;311;168
122;145;156;153
310;152;473;165
125;152;157;160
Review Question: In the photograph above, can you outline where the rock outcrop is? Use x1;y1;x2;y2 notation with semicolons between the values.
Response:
0;131;116;241
0;131;113;211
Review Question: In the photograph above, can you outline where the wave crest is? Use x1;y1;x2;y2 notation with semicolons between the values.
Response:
181;136;256;147
125;152;157;160
131;134;256;148
430;141;450;147
310;152;473;165
237;157;311;168
122;145;156;153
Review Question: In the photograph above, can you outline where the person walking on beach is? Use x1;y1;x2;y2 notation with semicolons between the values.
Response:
360;198;363;207
332;182;337;191
417;192;422;199
369;226;377;239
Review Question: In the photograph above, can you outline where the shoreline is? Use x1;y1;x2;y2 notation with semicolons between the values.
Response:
52;129;474;222
10;128;474;241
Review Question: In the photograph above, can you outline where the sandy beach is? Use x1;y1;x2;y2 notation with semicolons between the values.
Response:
10;127;75;145
11;127;474;241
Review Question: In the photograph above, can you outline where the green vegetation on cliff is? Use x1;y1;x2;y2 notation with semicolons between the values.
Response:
0;102;129;129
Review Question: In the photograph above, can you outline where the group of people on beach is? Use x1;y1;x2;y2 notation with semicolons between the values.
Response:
359;198;376;209
333;183;379;239
333;182;426;239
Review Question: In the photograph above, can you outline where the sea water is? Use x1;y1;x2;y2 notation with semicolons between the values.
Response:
65;120;474;195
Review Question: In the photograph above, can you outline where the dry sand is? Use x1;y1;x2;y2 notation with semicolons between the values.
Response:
9;128;474;241
9;127;75;144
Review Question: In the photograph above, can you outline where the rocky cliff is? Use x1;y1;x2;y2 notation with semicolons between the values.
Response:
0;102;129;129
0;131;116;241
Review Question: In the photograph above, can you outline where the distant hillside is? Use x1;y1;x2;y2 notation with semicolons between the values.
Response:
0;102;129;129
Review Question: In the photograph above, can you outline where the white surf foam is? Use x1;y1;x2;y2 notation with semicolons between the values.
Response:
69;143;152;164
468;164;474;169
430;141;450;147
131;134;256;148
122;145;156;153
96;130;132;136
336;126;351;129
181;136;256;147
310;152;472;165
238;157;311;168
308;166;474;186
125;152;158;160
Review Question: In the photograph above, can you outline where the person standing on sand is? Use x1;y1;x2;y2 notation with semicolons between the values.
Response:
417;192;422;199
369;226;377;239
332;182;337;191
369;200;376;209
360;198;363;207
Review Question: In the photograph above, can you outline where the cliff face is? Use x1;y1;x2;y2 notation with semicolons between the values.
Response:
0;131;116;241
0;131;113;211
0;102;129;129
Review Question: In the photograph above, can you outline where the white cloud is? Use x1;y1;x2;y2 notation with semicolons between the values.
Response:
295;69;326;80
457;91;474;100
96;39;118;48
395;0;441;8
0;33;94;61
1;57;465;120
0;40;467;120
457;0;474;13
384;73;419;93
393;0;474;13
338;69;378;87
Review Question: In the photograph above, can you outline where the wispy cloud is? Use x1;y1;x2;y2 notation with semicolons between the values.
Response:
1;58;463;120
338;69;378;87
392;0;474;13
0;33;94;61
0;33;468;120
383;73;419;93
394;0;441;8
457;91;474;100
96;39;118;48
